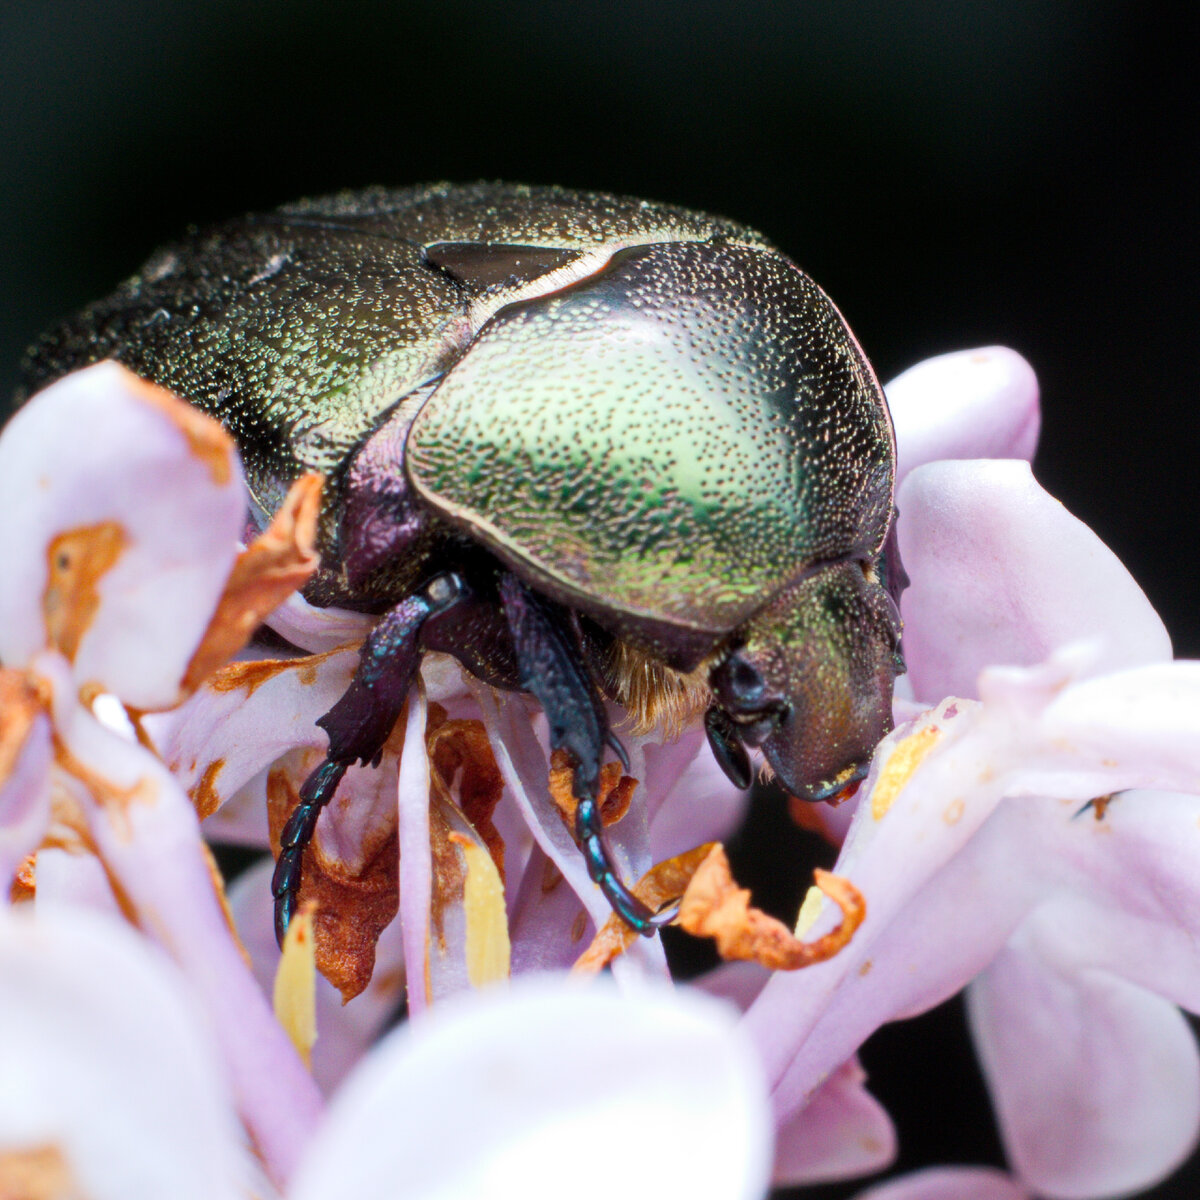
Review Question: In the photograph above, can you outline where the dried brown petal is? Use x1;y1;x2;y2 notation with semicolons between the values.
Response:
0;670;43;786
267;752;399;1003
0;1143;85;1200
573;843;717;974
548;748;635;830
678;845;865;970
11;854;36;903
181;473;323;694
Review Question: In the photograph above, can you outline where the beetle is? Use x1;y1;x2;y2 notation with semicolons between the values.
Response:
18;182;905;945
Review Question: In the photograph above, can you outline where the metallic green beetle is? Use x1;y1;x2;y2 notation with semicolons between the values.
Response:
19;182;905;941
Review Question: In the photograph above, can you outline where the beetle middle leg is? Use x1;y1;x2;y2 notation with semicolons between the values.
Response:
272;571;466;945
498;573;674;935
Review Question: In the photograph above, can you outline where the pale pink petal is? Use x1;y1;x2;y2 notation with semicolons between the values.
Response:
473;687;611;930
748;657;1200;1149
30;847;121;916
744;701;1017;1111
885;346;1040;483
153;647;357;822
0;706;51;885
968;937;1200;1200
262;590;374;654
509;842;616;975
0;363;245;707
228;859;406;1095
288;978;772;1200
0;906;244;1200
1007;790;1200;1012
396;682;435;1014
697;960;771;1013
472;686;665;983
851;1166;1030;1200
1031;660;1200;797
646;727;753;861
772;1056;896;1186
50;681;322;1185
898;460;1170;702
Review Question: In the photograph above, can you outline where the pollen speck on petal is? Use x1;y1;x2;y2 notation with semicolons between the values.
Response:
871;724;942;820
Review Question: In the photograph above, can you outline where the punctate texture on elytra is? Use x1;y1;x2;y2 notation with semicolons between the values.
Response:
18;182;902;936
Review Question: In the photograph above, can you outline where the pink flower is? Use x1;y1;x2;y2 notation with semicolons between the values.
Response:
6;347;1199;1199
0;364;322;1185
0;902;772;1200
743;348;1200;1198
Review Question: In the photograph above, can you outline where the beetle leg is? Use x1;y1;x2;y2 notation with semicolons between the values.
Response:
272;572;467;946
497;574;671;935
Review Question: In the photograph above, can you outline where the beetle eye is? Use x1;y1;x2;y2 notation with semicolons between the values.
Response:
710;651;769;713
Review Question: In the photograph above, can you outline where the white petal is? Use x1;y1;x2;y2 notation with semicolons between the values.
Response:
885;346;1039;483
0;906;242;1200
0;364;245;707
290;978;772;1200
898;459;1170;703
968;937;1200;1199
851;1166;1029;1200
54;694;323;1182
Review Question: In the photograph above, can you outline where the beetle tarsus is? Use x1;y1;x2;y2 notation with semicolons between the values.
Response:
273;572;467;947
499;572;670;935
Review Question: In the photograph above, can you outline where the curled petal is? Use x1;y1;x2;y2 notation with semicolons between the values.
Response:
679;846;864;970
288;978;772;1200
898;459;1170;702
0;364;245;707
262;591;375;654
968;935;1200;1200
886;346;1040;482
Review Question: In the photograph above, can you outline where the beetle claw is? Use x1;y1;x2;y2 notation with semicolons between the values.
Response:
273;574;467;947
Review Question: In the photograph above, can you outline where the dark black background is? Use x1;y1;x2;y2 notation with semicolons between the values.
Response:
2;1;1195;1195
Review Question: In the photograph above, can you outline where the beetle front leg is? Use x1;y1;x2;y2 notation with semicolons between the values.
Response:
272;572;467;945
497;574;672;935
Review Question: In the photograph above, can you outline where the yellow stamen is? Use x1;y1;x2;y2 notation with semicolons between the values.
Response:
450;832;511;989
273;906;317;1068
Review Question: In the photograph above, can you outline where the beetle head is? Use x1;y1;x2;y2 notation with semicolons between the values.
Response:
708;557;904;800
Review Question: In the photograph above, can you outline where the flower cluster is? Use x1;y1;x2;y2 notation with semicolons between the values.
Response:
1;350;1198;1199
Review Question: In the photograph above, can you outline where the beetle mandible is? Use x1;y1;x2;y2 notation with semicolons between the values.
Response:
18;182;905;944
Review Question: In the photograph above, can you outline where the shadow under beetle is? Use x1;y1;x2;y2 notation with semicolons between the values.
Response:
19;182;906;944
